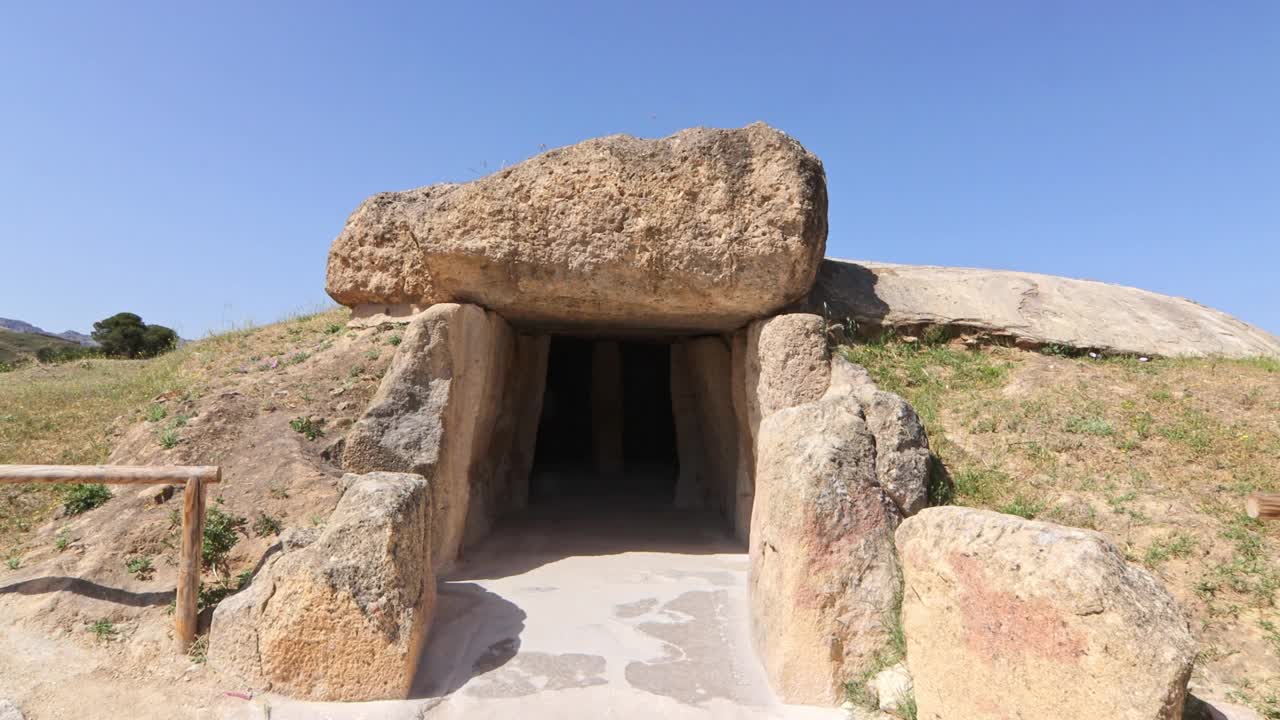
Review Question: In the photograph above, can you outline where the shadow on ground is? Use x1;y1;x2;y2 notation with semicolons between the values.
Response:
0;576;173;607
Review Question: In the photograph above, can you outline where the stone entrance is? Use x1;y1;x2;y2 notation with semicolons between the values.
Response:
207;123;932;708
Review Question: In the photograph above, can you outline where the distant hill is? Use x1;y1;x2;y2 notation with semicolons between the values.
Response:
0;326;83;363
0;317;98;347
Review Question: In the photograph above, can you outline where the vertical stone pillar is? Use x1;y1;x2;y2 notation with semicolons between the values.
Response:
591;340;625;477
670;342;707;508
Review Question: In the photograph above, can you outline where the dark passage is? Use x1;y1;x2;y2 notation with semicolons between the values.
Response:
530;337;677;502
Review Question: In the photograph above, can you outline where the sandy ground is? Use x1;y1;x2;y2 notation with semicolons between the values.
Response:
4;500;844;720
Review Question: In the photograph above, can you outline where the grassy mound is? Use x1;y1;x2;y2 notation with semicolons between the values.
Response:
842;337;1280;715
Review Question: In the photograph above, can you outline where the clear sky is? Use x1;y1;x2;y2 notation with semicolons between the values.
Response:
2;2;1277;337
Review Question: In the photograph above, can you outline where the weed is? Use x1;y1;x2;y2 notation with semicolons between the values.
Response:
953;467;1009;505
843;587;909;709
125;556;155;580
348;364;365;378
1144;533;1197;566
365;349;380;361
998;495;1045;520
324;322;343;335
144;403;167;422
1065;414;1114;436
252;512;282;538
54;530;70;551
63;483;112;515
88;618;117;640
5;557;18;570
188;634;209;663
289;416;324;441
287;351;311;366
387;334;402;346
202;503;247;579
268;485;289;500
1261;620;1280;658
158;428;180;449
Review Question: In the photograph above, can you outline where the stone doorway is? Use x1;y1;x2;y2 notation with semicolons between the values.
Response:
530;338;678;504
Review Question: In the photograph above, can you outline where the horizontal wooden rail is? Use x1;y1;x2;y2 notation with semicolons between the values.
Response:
1247;493;1280;521
0;464;220;485
0;463;218;653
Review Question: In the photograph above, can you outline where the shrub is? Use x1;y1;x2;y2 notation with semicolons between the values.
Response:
202;503;247;577
125;556;155;580
289;416;324;441
63;483;112;515
144;403;167;422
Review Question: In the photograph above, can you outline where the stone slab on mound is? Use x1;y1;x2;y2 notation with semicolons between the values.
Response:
896;506;1197;720
808;259;1280;358
326;123;827;333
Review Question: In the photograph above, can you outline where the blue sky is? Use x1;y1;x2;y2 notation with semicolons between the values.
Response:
2;2;1277;337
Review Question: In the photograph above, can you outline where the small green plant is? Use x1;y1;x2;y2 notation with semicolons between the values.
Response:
63;483;112;515
268;485;289;500
387;334;402;346
365;349;381;361
88;618;117;640
289;416;325;441
145;403;167;422
252;512;282;538
325;322;343;335
54;531;71;552
998;495;1046;520
125;556;155;580
158;428;180;449
1144;533;1197;566
5;557;19;570
202;503;247;579
348;364;365;378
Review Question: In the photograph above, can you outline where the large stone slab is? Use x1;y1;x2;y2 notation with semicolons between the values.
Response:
748;382;904;705
808;259;1280;358
207;472;434;701
896;506;1197;720
326;123;827;333
343;303;512;571
743;312;926;705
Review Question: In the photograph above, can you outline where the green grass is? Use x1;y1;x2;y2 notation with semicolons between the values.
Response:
1144;533;1197;566
125;556;155;580
0;351;191;548
63;483;112;515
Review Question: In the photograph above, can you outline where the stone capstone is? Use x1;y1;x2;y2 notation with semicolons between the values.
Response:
206;472;434;701
807;259;1280;358
326;123;828;334
896;506;1197;720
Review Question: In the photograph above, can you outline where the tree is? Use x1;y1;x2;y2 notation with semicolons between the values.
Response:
91;313;177;358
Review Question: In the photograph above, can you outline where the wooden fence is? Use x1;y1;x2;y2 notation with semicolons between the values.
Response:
0;464;221;652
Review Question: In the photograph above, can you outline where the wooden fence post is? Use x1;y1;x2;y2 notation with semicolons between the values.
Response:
175;474;209;652
1246;493;1280;521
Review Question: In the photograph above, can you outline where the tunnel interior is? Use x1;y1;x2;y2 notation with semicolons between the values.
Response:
530;337;678;503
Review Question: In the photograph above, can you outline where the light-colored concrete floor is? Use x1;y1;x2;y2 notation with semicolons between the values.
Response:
242;499;844;720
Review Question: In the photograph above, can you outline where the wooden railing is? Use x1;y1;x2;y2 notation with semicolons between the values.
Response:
0;464;221;652
1247;493;1279;521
